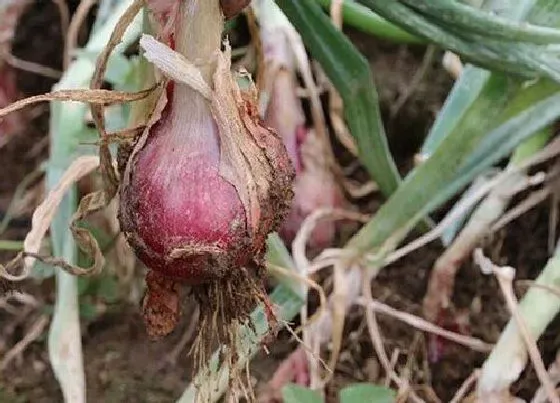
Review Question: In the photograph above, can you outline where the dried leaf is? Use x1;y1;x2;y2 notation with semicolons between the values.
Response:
90;0;143;198
99;140;119;201
90;0;144;120
0;87;155;119
23;156;101;268
41;190;107;276
140;34;212;100
0;156;100;282
326;260;347;385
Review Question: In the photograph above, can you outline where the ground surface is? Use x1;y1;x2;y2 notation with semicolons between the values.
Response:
0;2;557;402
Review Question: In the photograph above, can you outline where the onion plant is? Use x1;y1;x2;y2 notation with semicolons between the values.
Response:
3;0;560;401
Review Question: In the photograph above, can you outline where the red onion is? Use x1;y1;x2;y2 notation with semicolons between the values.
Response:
260;16;345;250
119;0;293;339
279;128;346;250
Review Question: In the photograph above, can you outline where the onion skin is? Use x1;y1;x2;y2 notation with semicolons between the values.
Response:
120;88;249;283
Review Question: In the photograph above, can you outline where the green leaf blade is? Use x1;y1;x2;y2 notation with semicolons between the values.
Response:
277;0;401;197
314;0;423;44
350;73;519;254
282;384;323;403
340;383;396;403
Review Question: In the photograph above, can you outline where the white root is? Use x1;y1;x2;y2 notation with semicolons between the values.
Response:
442;51;463;79
362;276;424;403
532;351;560;403
357;298;492;353
291;208;368;389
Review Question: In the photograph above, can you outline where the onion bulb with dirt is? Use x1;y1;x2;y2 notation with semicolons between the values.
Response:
118;0;294;359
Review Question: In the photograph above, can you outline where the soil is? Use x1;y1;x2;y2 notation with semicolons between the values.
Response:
0;2;557;403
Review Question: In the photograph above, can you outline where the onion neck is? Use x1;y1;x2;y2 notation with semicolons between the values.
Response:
176;0;223;84
163;0;223;151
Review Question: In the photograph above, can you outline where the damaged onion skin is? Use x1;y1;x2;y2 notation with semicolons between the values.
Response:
119;0;294;338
